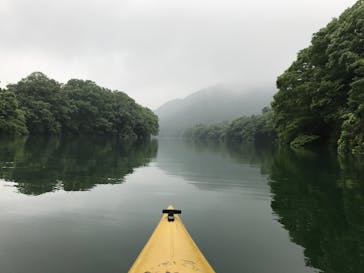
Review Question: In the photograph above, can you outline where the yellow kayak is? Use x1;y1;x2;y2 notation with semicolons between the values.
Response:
128;205;216;273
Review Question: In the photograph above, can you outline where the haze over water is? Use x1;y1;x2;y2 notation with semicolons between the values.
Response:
0;136;362;273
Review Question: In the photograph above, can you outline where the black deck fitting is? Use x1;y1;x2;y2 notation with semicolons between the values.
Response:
162;209;182;222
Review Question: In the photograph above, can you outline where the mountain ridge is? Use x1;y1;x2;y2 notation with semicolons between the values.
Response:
155;84;275;136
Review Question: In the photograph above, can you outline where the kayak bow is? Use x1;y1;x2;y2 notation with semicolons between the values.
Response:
128;205;216;273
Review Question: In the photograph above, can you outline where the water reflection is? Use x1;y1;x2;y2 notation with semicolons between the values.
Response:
158;139;364;273
156;139;273;193
270;148;364;273
1;136;363;273
0;136;157;195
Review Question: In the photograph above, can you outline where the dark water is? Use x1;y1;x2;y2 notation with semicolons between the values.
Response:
0;137;363;273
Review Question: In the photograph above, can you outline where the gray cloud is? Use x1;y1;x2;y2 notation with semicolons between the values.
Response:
0;0;357;108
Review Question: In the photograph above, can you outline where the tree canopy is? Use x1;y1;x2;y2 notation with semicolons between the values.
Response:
1;72;158;138
272;0;364;155
0;90;28;135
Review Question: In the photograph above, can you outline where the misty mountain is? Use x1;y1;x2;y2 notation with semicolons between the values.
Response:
155;84;275;136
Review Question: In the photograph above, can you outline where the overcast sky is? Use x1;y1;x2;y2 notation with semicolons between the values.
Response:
0;0;357;109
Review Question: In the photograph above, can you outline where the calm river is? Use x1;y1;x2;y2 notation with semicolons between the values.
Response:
0;136;363;273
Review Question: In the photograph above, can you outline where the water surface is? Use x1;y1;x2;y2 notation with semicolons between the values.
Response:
0;137;363;273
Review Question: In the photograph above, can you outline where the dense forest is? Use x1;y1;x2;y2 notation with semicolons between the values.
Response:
184;107;275;144
272;0;364;155
0;72;158;138
185;0;363;156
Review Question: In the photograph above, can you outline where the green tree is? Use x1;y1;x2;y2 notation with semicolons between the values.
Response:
0;90;28;135
272;0;364;154
7;72;62;134
4;72;159;138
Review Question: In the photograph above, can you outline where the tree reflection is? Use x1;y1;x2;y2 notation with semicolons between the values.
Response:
0;136;157;195
269;148;364;273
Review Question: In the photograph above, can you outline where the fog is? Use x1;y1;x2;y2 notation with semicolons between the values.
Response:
0;0;357;108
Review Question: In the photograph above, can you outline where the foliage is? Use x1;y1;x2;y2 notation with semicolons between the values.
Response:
7;72;62;134
272;1;364;155
3;72;158;138
184;107;276;144
290;134;320;149
0;90;28;135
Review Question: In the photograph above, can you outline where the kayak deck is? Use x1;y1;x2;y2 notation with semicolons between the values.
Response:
128;205;215;273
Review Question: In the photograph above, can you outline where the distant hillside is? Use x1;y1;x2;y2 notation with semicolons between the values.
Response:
155;84;275;136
